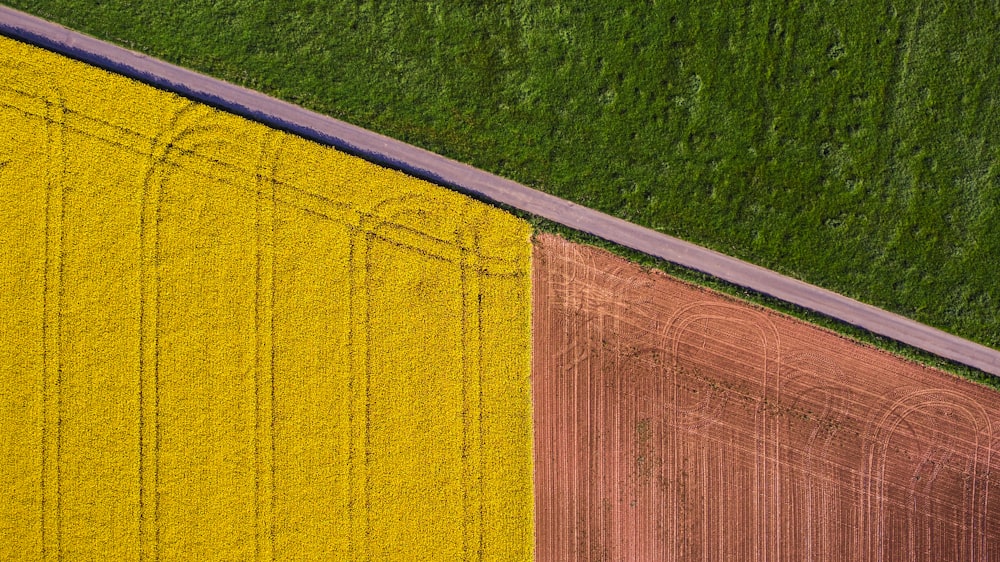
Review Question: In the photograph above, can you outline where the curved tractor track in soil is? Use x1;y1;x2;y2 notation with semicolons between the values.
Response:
533;234;1000;561
0;5;998;378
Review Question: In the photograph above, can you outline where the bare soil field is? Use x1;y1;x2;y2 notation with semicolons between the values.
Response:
533;233;1000;561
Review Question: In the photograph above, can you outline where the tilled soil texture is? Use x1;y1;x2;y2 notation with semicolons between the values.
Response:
533;233;1000;561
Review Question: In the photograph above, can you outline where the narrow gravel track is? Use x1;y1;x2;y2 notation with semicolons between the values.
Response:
1;5;998;377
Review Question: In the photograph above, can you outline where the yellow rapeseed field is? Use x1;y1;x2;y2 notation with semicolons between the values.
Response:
0;35;533;561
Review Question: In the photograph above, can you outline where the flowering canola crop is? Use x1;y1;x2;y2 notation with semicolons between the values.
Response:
0;35;533;561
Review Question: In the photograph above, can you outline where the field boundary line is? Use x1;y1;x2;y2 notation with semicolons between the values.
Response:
1;5;998;377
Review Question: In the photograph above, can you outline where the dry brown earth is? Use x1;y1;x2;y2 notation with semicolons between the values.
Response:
533;233;1000;561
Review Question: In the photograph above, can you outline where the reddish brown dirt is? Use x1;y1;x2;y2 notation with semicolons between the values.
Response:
533;234;1000;561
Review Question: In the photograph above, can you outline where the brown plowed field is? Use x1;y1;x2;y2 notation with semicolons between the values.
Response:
533;234;1000;561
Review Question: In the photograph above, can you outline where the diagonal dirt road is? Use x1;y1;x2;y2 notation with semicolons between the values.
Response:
1;5;997;377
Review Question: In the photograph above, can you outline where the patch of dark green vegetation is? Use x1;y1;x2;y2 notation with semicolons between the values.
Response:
8;1;998;383
521;212;1000;392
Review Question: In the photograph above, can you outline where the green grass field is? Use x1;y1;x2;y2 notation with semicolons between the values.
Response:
7;1;1000;355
